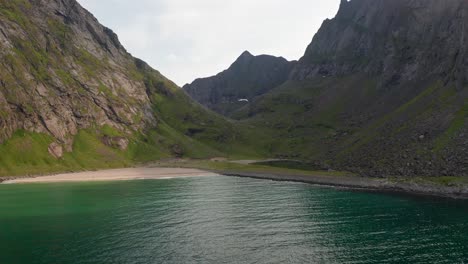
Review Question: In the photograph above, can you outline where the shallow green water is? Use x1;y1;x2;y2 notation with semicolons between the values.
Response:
1;176;467;264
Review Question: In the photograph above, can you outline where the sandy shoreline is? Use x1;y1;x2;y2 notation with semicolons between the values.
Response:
1;167;220;184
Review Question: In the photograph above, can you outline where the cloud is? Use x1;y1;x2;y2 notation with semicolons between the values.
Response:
77;0;340;86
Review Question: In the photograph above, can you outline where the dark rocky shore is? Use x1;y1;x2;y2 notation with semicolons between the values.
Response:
222;172;468;200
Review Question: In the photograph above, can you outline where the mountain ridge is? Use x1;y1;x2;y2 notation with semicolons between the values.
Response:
292;0;468;88
183;51;295;116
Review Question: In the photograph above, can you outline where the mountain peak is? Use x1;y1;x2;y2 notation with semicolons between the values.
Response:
184;51;294;116
238;50;254;59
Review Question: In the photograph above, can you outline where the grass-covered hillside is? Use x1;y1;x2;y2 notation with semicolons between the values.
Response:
233;75;467;177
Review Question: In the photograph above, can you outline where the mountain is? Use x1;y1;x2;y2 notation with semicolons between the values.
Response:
292;0;468;86
183;51;294;116
0;0;156;147
190;0;468;177
0;0;261;177
1;0;466;178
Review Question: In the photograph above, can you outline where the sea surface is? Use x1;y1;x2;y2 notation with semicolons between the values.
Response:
0;176;467;264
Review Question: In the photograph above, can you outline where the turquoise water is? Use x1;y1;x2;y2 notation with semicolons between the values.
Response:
0;176;467;264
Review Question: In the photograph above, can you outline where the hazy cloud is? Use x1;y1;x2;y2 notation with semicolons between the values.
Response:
77;0;340;86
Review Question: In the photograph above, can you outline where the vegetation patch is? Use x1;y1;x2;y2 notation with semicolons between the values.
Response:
0;130;57;177
74;48;104;77
150;159;354;178
433;102;467;152
0;0;31;28
47;18;72;49
253;160;322;171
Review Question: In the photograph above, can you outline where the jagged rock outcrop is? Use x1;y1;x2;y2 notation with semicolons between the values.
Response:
183;51;294;116
0;0;159;151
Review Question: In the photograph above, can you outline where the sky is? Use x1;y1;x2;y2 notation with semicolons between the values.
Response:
77;0;341;86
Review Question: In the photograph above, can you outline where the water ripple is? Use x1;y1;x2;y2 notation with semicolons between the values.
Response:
0;176;467;264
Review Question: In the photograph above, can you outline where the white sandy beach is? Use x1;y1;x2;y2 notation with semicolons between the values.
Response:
2;167;220;184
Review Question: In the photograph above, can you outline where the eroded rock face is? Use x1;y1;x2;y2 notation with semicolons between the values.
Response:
292;0;468;88
183;51;295;116
0;0;158;150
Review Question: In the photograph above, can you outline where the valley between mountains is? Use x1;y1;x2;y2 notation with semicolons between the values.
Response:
0;0;466;191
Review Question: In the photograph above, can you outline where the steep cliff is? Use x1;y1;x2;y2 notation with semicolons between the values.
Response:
293;0;468;177
183;51;294;116
0;0;157;146
292;0;468;89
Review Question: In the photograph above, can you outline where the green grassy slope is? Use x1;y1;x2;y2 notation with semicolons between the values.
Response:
231;75;467;177
0;65;270;177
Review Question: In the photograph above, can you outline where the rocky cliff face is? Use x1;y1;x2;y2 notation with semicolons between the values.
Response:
183;51;294;116
0;0;162;154
288;0;468;177
292;0;468;89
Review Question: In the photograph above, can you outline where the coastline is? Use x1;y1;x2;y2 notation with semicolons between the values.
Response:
1;162;467;200
0;167;220;184
220;171;468;199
